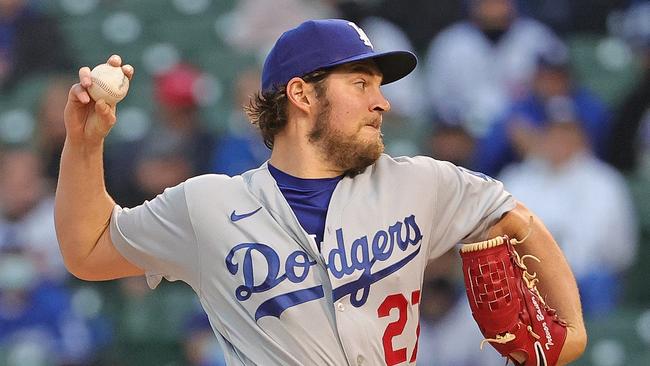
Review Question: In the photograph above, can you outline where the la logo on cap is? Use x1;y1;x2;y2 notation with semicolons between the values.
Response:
348;21;373;49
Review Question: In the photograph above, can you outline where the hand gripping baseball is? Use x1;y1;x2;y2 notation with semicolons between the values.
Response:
459;225;568;366
64;55;134;144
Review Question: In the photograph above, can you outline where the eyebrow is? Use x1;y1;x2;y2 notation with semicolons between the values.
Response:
338;62;383;79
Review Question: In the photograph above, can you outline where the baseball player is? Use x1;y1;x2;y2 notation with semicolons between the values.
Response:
56;19;586;365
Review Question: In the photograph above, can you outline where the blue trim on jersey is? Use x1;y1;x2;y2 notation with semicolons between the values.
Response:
254;285;324;320
268;164;343;246
332;246;420;307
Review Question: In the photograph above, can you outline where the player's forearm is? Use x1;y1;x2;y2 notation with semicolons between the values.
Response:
54;138;116;275
489;202;587;364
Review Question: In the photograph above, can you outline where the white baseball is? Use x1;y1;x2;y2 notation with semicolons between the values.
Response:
88;63;130;105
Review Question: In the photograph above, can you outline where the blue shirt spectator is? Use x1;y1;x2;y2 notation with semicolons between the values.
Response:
475;55;611;176
0;0;73;91
0;253;109;365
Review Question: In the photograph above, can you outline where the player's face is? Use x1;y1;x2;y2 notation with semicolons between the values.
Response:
308;61;390;176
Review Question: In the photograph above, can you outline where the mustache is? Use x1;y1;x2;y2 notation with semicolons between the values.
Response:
364;116;382;129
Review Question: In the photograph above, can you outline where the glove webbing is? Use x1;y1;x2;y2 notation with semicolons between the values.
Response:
460;219;547;350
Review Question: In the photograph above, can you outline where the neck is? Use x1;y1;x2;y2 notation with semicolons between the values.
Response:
269;134;343;179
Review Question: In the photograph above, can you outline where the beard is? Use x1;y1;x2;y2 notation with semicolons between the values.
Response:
308;96;384;177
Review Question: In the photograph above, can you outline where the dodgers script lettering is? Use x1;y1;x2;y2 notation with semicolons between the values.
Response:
225;215;423;320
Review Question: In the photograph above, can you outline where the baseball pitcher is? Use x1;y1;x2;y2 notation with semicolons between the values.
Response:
56;19;586;365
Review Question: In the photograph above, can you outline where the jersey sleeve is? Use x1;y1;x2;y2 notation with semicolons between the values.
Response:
109;182;199;290
427;160;516;259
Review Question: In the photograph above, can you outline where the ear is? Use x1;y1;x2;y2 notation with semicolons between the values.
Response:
286;77;315;114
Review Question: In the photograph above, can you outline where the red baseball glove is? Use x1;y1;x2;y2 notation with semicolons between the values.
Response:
459;234;567;366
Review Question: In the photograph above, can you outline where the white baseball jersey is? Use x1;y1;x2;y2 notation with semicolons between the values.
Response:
109;154;515;366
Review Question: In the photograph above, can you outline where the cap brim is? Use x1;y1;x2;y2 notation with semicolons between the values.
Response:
322;50;417;85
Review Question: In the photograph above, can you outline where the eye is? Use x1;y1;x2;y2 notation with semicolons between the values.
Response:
354;79;367;89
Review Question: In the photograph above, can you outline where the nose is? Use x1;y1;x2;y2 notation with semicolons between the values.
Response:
372;90;391;113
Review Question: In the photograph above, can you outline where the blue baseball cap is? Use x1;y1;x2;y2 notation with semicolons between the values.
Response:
261;19;417;93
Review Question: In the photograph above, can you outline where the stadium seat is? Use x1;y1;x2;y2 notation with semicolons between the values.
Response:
572;307;650;366
567;34;642;109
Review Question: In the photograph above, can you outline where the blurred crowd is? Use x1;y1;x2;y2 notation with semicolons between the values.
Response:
1;0;650;365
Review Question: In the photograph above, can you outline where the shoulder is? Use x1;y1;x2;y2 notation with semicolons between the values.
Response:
185;163;268;187
185;173;242;187
375;156;507;186
182;173;249;199
363;154;463;185
372;154;442;172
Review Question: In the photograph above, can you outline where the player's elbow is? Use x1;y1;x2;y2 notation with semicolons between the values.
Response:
60;248;121;281
558;323;588;365
571;324;588;357
56;235;104;281
59;247;98;281
55;222;115;281
58;230;145;281
66;265;96;281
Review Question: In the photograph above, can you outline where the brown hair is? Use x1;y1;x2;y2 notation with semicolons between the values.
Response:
244;69;329;149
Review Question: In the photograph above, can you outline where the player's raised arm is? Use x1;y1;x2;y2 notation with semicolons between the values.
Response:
484;201;587;365
55;54;143;280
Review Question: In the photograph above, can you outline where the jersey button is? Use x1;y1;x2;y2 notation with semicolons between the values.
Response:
356;355;364;365
336;302;345;311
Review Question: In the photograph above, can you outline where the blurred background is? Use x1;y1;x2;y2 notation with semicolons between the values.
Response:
0;0;649;365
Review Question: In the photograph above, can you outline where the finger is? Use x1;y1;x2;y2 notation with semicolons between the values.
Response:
122;64;135;80
79;66;92;88
95;99;116;124
107;54;122;67
70;83;91;104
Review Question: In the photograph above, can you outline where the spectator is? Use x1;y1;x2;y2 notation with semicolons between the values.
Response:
103;277;197;365
603;1;650;307
0;246;100;365
210;67;269;176
152;63;216;175
605;1;650;173
476;48;611;176
373;0;464;55
426;117;477;169
424;0;566;138
515;0;572;35
606;56;650;173
134;132;194;201
516;0;626;36
499;98;638;317
0;0;73;91
223;0;334;55
0;147;65;282
106;63;216;206
564;0;628;34
35;75;74;182
183;312;227;366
